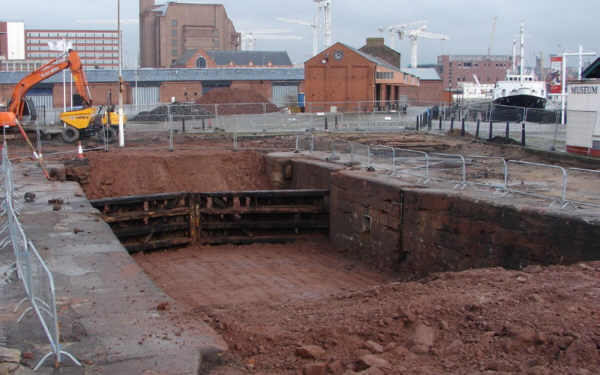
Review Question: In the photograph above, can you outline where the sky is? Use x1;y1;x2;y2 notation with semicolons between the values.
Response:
3;0;600;69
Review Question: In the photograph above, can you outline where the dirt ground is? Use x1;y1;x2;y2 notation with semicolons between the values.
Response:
12;131;600;374
134;242;600;375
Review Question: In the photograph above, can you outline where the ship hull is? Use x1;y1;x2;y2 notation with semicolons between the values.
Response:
493;94;547;109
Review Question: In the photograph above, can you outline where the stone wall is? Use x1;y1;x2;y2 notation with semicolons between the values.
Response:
266;154;600;280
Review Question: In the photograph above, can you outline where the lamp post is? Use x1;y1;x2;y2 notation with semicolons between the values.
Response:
118;0;125;147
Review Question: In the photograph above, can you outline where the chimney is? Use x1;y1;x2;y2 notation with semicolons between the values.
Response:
366;37;385;47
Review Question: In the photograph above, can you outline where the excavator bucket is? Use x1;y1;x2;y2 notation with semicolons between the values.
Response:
0;111;17;127
59;107;96;129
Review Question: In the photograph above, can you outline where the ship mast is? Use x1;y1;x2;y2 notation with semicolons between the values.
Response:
519;22;525;82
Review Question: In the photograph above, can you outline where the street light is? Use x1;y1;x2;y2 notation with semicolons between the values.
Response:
118;0;125;147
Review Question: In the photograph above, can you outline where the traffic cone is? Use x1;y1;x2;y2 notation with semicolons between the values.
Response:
77;141;84;160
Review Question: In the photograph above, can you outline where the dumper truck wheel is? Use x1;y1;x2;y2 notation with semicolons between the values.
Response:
62;126;80;143
100;126;118;143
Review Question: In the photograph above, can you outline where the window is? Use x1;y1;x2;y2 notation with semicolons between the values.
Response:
172;29;177;37
376;71;394;79
172;49;178;57
172;39;177;47
171;19;177;27
195;57;207;68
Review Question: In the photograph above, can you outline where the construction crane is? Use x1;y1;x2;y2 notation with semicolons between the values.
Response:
313;0;332;48
385;20;428;49
240;29;302;51
488;16;498;55
277;16;320;57
398;25;449;68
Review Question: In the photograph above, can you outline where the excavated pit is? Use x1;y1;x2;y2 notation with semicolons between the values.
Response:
64;142;600;375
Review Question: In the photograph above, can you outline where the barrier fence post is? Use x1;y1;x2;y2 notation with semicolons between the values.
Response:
505;121;510;143
439;117;442;130
488;121;493;141
182;117;185;133
475;119;480;138
450;117;454;132
461;118;465;137
324;117;328;130
416;115;419;130
521;123;526;146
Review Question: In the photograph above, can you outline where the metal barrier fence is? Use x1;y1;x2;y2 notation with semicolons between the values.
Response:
1;142;81;371
293;135;600;209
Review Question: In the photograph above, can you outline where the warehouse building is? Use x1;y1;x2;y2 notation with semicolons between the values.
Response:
172;49;293;69
304;42;419;112
0;67;303;111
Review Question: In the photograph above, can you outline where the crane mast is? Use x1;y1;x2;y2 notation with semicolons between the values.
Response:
313;0;332;48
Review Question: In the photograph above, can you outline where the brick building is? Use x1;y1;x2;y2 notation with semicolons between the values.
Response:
173;49;292;68
304;42;418;112
438;54;513;90
357;38;443;104
140;0;240;68
0;67;303;112
25;29;119;69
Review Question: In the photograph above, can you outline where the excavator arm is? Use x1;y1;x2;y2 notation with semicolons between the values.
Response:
7;49;93;122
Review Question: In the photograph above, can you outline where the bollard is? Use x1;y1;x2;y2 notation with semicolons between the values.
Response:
505;121;510;144
182;118;186;133
169;128;173;152
416;115;419;130
488;121;493;141
461;118;465;137
521;122;526;146
439;117;442;130
202;118;205;131
335;116;338;129
325;117;328;130
450;117;454;132
475;119;480;138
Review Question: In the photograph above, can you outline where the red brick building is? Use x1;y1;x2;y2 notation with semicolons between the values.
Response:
438;54;513;90
304;42;418;112
172;49;292;68
140;0;240;68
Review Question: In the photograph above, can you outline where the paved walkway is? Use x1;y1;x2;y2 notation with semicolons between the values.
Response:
0;161;226;374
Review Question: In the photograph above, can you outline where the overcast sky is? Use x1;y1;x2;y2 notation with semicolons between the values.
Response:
4;0;599;69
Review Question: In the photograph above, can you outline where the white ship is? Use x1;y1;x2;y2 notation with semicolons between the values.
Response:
492;23;547;109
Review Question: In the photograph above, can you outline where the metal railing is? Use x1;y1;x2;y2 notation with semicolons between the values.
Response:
1;142;81;371
293;135;600;209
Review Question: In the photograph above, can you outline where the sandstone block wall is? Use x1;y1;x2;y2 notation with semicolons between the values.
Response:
266;154;600;279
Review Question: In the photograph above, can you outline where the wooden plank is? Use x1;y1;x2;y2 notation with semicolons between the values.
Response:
199;233;328;245
125;237;191;254
194;189;329;198
196;206;327;215
199;220;328;230
101;207;190;223
112;222;189;238
90;191;189;207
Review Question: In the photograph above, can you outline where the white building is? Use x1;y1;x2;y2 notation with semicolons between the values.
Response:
566;58;600;157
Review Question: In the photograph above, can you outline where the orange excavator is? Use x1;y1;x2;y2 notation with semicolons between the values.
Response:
0;49;123;144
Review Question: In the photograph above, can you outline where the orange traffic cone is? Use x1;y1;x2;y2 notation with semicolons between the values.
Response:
77;141;84;160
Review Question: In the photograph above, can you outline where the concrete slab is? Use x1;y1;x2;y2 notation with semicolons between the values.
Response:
0;161;227;374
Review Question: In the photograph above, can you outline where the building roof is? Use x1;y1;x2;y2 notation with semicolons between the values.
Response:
206;50;292;66
175;50;293;67
0;67;304;85
582;57;600;79
401;67;441;81
340;43;403;73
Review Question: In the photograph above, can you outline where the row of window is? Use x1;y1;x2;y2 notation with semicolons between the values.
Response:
28;39;117;45
27;52;118;59
27;46;118;52
27;32;117;38
376;71;394;80
455;62;507;68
